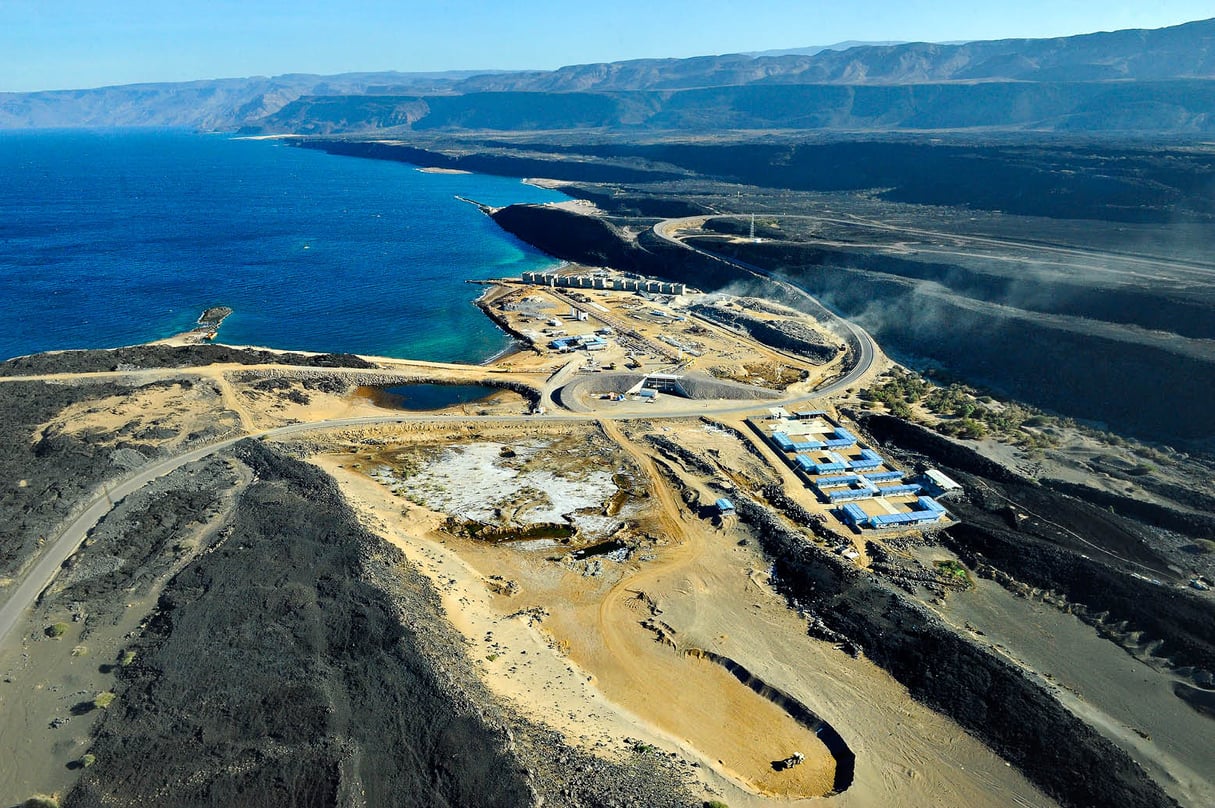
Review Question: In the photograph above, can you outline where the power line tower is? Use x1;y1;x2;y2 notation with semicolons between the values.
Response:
749;213;756;240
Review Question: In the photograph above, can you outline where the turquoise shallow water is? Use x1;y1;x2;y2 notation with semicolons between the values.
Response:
0;130;565;363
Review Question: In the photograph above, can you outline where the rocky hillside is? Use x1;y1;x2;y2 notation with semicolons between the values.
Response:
449;18;1215;92
257;79;1215;134
5;18;1215;133
65;439;701;808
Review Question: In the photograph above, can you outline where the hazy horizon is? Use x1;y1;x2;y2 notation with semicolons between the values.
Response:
2;1;1213;93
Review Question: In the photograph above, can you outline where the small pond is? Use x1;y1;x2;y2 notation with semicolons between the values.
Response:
360;383;500;411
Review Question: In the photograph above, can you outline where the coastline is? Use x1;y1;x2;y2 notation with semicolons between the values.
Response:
471;282;540;365
150;306;233;347
0;130;572;366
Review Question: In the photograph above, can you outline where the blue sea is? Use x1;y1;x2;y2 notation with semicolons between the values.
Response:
0;130;566;363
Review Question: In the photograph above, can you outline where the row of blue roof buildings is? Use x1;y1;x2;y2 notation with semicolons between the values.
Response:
753;410;951;531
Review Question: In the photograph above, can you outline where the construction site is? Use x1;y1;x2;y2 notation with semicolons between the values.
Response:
749;409;957;532
479;265;845;396
2;261;1207;808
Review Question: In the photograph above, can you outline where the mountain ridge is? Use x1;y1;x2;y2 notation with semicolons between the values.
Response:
2;17;1214;133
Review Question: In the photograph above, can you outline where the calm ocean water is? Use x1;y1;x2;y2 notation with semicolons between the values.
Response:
0;130;566;363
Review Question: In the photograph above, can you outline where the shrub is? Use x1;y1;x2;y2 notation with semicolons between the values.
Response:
92;691;116;710
704;801;730;808
44;623;69;639
119;650;137;667
935;560;973;588
80;753;96;768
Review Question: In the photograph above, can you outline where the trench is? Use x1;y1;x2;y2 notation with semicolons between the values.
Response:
688;648;856;794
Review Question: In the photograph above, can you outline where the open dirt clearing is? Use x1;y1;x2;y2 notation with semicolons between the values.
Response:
308;418;1051;808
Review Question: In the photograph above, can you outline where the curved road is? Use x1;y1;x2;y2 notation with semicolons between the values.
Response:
0;237;885;646
651;217;878;399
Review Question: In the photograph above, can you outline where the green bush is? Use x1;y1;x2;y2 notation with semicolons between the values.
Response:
80;753;96;768
44;623;69;639
935;560;973;588
119;650;137;667
704;801;730;808
92;691;117;710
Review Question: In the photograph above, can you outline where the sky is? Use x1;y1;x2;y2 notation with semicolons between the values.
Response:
2;0;1213;92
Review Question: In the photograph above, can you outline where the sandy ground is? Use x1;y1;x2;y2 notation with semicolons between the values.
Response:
0;461;250;806
315;450;837;802
32;377;243;455
8;288;1165;807
308;418;1053;808
925;566;1215;807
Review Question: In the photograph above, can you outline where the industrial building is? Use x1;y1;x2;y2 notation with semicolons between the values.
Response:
750;409;953;531
521;271;686;296
838;496;948;530
549;334;610;351
919;469;963;497
634;373;689;396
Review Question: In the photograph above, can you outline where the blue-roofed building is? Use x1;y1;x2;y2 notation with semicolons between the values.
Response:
816;474;861;489
849;449;884;471
772;432;796;452
878;483;922;497
862;471;905;483
828;487;877;502
867;499;946;529
840;503;869;527
715;498;736;514
833;427;857;443
917;496;946;514
870;512;920;528
812;459;849;474
824;427;858;448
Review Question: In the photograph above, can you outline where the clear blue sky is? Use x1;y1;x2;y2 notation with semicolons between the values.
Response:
2;0;1212;92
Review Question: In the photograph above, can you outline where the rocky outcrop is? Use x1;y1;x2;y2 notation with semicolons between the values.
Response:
0;344;376;377
689;304;838;363
733;494;1179;808
68;440;534;808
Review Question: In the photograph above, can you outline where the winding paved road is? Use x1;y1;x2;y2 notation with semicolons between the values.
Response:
651;217;878;399
0;231;885;646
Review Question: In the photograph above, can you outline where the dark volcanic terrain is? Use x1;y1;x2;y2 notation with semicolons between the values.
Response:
299;134;1215;449
6;19;1215;803
2;332;1213;807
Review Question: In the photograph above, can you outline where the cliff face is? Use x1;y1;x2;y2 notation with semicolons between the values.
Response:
8;19;1215;133
487;202;1215;447
252;80;1215;135
489;203;744;291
